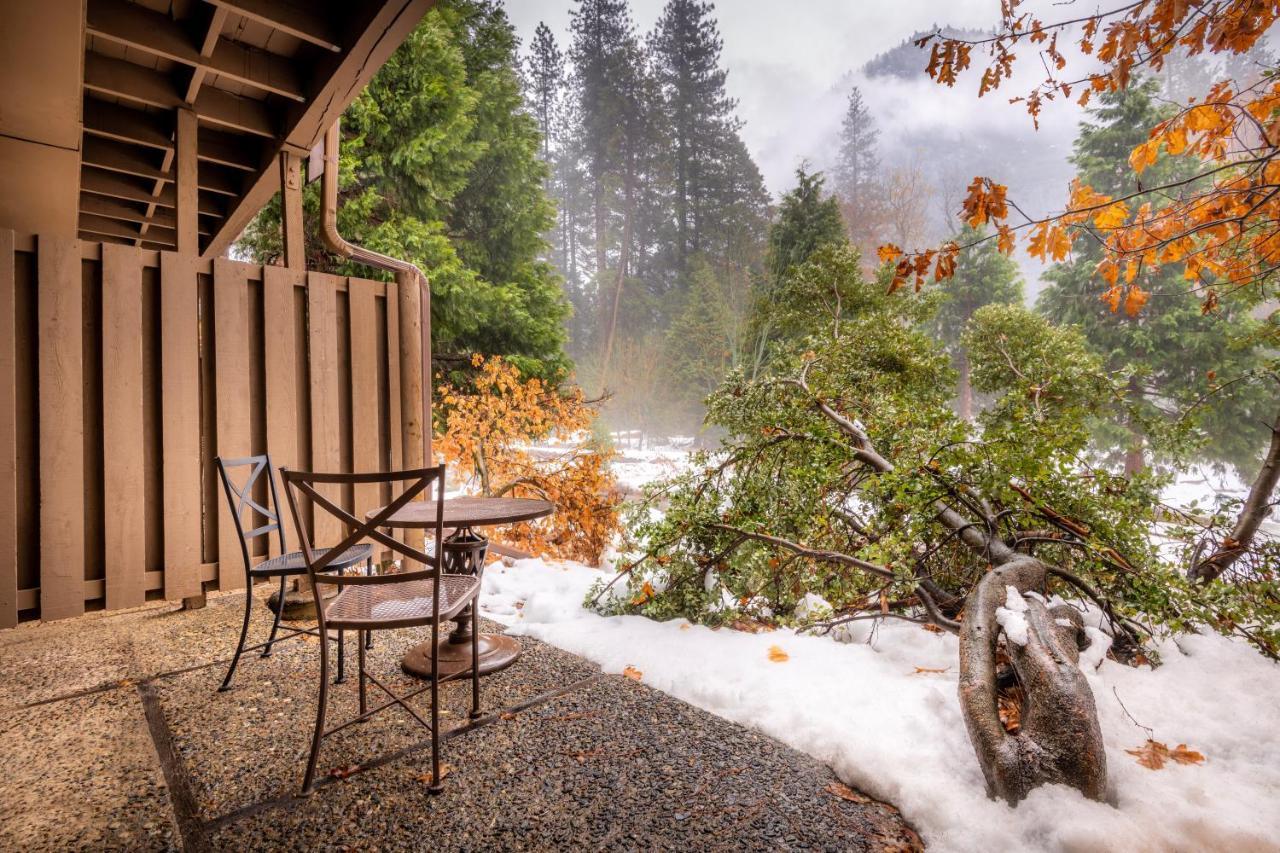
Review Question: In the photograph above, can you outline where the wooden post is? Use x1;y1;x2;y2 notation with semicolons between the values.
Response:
175;108;198;255
0;231;15;628
397;269;425;556
279;151;305;269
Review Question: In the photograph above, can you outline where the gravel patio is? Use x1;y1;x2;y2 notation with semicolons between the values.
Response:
0;585;922;851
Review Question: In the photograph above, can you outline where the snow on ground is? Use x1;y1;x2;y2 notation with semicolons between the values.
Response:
481;558;1280;853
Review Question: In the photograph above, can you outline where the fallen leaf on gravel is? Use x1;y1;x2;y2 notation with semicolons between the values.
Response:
328;764;362;780
1126;739;1206;770
623;665;643;681
825;781;870;804
768;645;789;662
414;764;453;785
912;666;947;675
499;711;517;720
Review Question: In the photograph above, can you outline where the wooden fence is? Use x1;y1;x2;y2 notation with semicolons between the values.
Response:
0;232;424;626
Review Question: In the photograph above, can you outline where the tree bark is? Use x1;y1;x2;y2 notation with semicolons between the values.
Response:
956;349;973;422
1190;406;1280;583
957;556;1108;804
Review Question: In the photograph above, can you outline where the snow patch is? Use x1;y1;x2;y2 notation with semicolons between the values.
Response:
480;557;1280;853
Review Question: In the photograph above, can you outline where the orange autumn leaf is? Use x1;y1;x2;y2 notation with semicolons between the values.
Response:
912;666;948;675
877;243;904;265
630;581;655;606
1123;286;1151;317
622;665;643;682
1126;740;1206;770
767;645;790;662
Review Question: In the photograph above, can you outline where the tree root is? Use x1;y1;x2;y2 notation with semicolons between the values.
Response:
957;556;1107;804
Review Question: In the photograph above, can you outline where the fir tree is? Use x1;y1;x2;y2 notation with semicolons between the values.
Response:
833;86;879;212
1038;80;1269;475
525;23;563;159
766;166;845;290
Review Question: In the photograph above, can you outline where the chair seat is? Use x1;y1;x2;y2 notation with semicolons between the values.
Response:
324;574;480;630
251;544;373;577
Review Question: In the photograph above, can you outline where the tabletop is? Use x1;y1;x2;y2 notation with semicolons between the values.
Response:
367;496;554;529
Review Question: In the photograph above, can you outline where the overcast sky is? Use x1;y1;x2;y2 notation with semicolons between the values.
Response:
503;1;1015;194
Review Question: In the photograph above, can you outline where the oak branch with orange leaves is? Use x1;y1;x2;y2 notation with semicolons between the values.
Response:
882;0;1280;321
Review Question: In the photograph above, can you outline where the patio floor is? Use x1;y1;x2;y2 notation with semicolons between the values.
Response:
0;585;922;851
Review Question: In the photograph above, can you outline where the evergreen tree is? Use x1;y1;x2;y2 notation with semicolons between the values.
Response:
766;166;845;290
649;0;739;281
833;86;879;212
238;0;568;379
929;223;1023;420
525;23;563;159
1038;80;1269;475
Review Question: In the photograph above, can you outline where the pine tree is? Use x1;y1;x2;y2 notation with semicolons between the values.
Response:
929;223;1023;420
649;0;739;280
525;23;563;159
1038;80;1269;475
833;87;879;212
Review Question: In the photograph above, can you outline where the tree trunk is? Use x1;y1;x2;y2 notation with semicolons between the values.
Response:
1190;406;1280;583
597;169;634;397
957;556;1108;804
957;349;973;422
1123;378;1146;475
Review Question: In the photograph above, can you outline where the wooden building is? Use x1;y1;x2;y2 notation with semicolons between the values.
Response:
0;0;436;626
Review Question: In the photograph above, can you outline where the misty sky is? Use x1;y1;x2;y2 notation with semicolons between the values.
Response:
503;1;1024;196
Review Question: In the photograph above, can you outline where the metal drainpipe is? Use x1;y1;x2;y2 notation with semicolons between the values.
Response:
318;119;432;465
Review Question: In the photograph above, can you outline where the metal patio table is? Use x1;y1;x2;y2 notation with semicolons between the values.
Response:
367;496;554;680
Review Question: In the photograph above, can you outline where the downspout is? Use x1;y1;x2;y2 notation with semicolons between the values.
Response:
318;119;432;465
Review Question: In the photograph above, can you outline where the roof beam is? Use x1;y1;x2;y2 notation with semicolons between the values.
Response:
80;167;227;218
203;0;434;257
84;54;276;138
78;193;213;235
86;0;306;102
82;137;243;196
206;0;342;53
82;100;262;171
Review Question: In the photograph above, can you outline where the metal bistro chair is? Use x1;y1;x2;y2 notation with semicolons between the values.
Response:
215;455;374;692
280;464;482;796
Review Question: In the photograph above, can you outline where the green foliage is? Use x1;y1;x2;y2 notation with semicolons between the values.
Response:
238;0;568;380
765;167;846;291
1037;80;1271;476
590;247;1268;649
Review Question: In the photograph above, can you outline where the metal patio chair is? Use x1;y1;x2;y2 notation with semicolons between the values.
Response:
280;464;481;796
214;454;374;692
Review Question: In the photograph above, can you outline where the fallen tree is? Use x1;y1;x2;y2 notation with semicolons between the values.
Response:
591;245;1277;803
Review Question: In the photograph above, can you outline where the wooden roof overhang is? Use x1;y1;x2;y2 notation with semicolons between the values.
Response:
70;0;433;258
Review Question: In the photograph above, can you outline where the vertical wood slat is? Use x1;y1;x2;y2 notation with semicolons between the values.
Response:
349;279;379;525
263;265;301;556
101;244;147;610
175;109;199;255
386;281;402;471
214;258;250;590
38;237;85;620
308;272;341;545
161;253;202;600
0;231;16;627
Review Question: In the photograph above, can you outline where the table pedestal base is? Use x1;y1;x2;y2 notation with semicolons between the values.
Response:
400;633;521;679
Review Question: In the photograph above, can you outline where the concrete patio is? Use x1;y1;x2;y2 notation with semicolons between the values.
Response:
0;586;922;851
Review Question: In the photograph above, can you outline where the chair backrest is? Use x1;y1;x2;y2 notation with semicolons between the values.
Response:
214;455;289;575
279;465;446;588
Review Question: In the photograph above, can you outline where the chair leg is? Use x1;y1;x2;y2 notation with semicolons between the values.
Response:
428;618;443;795
300;620;330;797
218;583;254;692
262;575;286;658
364;558;374;650
335;628;346;685
357;630;368;716
469;601;481;719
